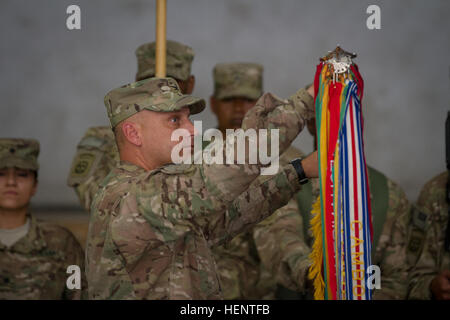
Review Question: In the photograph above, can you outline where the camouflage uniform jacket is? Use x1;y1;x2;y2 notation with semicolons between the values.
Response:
371;175;412;299
253;165;412;300
67;126;119;212
0;214;86;300
85;88;315;299
408;171;449;299
213;146;307;300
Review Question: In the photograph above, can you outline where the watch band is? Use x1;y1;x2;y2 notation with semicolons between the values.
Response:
290;158;309;185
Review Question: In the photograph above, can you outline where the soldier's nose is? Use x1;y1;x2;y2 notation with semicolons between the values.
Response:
233;101;244;112
6;170;17;186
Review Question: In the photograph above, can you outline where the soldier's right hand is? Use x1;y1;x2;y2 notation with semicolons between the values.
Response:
430;270;450;300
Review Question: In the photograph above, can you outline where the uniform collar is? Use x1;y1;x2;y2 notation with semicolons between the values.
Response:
117;161;173;177
118;161;145;173
0;214;47;253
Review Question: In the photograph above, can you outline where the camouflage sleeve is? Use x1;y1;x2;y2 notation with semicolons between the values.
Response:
199;88;314;203
67;126;119;212
372;179;412;300
407;212;435;300
205;164;302;246
253;197;311;292
147;162;302;250
240;88;314;158
407;172;447;300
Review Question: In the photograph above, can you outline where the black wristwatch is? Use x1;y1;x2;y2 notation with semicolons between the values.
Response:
290;158;309;185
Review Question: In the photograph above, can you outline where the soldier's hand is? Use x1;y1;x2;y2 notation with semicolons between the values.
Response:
430;270;450;300
301;151;318;178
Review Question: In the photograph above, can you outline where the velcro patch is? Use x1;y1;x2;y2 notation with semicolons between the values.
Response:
408;232;423;253
67;150;103;186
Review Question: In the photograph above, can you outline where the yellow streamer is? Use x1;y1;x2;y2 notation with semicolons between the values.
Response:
308;196;325;300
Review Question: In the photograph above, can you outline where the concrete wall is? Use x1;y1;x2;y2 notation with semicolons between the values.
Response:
0;0;449;207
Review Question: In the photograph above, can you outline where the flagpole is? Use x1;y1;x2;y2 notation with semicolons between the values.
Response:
155;0;166;77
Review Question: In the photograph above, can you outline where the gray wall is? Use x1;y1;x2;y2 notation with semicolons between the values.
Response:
0;0;449;207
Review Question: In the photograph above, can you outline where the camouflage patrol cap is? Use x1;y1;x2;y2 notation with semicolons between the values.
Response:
104;77;205;128
213;62;263;100
135;40;195;81
0;138;39;171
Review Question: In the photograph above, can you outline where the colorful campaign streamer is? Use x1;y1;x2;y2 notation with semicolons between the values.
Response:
308;50;373;300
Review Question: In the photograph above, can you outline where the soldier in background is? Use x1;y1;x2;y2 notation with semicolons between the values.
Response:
211;63;265;135
85;76;318;299
253;108;414;300
209;62;313;299
408;172;450;300
67;40;195;212
407;113;450;300
0;139;86;299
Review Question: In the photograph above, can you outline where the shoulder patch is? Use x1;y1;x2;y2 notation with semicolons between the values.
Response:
67;150;103;186
407;229;424;254
406;206;428;257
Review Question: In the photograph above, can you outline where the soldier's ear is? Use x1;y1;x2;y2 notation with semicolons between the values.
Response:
185;75;195;95
121;121;142;147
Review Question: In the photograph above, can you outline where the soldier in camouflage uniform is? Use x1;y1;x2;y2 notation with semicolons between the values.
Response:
0;139;86;299
209;63;314;299
211;63;265;134
253;113;414;300
86;76;318;299
67;40;196;212
408;171;450;300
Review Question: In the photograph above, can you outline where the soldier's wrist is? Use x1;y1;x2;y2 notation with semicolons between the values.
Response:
290;158;309;185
